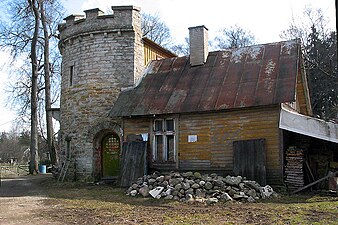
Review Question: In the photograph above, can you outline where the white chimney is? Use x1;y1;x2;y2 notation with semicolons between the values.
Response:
189;25;208;66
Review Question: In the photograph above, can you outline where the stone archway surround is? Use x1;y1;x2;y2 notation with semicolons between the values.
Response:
88;120;122;181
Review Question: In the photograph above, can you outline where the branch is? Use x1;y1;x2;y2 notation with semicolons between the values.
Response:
304;57;337;79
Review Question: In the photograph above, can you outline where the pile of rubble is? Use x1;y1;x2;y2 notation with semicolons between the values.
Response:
126;171;276;204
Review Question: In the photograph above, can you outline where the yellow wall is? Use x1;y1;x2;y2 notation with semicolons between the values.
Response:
296;68;312;116
122;105;283;184
178;106;282;183
144;44;167;66
123;118;150;142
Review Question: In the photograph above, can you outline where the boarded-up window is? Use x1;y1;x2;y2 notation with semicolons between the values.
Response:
233;139;266;185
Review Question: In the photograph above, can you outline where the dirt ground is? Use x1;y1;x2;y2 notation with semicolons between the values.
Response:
0;175;337;224
0;174;61;225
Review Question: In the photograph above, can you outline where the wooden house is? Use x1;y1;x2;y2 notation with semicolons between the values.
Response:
110;26;337;186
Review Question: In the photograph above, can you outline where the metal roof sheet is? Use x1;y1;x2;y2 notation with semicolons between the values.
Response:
280;104;338;143
110;40;301;117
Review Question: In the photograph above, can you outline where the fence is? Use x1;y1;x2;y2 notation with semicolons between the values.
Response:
0;164;29;178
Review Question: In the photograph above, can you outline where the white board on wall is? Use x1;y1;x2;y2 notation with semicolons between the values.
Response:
188;135;197;143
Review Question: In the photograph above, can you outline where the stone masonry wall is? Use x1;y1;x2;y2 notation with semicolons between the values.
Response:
58;6;144;180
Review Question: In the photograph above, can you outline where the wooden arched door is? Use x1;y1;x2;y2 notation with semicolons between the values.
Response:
101;133;120;177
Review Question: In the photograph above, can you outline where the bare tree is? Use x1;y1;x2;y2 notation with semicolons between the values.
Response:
40;0;54;165
27;0;40;174
170;37;190;56
0;0;64;172
0;1;39;171
280;7;330;46
169;25;256;56
39;0;63;165
214;25;256;49
141;13;172;47
335;0;338;54
281;7;337;120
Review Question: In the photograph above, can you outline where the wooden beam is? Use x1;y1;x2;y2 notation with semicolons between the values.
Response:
292;171;338;194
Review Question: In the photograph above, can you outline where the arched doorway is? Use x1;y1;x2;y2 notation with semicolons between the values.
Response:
101;133;120;178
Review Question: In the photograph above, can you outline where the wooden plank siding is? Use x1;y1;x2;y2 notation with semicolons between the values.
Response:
296;67;312;116
233;139;266;185
178;105;282;184
143;38;176;67
121;105;283;184
122;118;150;142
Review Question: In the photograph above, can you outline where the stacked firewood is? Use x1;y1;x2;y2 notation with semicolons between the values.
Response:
285;147;304;191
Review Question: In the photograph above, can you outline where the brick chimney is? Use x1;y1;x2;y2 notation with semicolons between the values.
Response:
189;25;208;66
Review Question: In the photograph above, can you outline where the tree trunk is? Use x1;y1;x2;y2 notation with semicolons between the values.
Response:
335;0;338;54
28;0;40;174
40;0;57;165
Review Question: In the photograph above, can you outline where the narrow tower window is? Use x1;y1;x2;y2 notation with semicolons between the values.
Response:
69;65;74;86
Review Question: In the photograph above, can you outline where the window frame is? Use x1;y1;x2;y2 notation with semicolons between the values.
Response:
152;118;176;162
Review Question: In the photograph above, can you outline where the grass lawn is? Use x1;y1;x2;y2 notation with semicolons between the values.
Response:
40;181;338;224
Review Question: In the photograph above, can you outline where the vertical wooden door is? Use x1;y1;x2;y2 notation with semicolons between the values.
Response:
102;133;120;177
233;139;266;185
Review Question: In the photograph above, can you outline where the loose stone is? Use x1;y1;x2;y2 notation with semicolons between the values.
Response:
191;183;200;189
130;190;137;196
194;172;202;179
205;182;213;190
126;171;275;203
206;197;218;205
139;186;150;197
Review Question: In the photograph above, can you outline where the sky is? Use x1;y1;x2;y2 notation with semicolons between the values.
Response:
64;0;336;44
0;0;336;132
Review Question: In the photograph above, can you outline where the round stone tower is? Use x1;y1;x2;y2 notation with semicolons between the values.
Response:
58;6;144;181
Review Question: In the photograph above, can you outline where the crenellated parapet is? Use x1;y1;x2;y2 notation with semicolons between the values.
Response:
58;6;141;54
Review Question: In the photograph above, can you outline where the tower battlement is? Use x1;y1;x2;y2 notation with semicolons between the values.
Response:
58;6;141;52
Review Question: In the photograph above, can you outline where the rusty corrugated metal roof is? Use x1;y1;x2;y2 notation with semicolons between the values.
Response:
110;40;301;117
